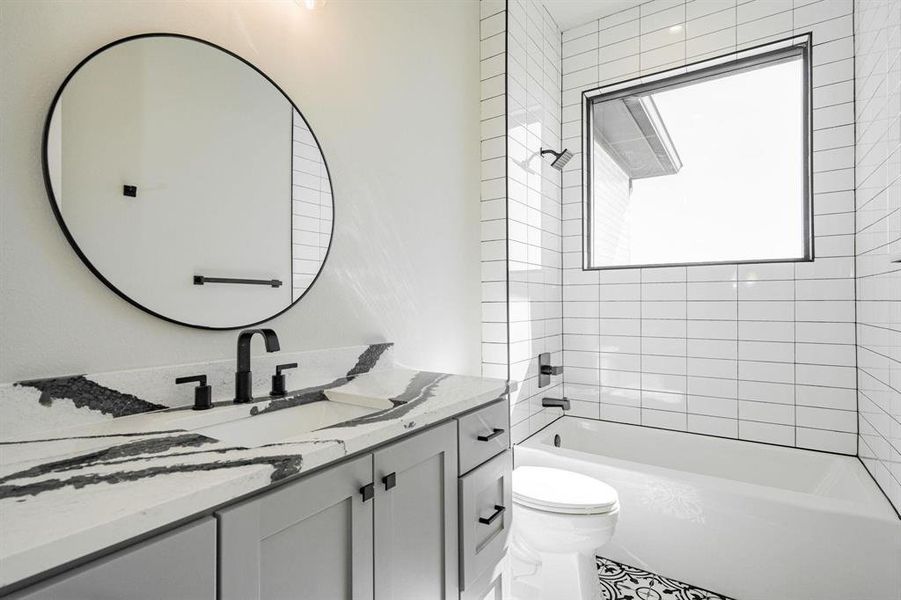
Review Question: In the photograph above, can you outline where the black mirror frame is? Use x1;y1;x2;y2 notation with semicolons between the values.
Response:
41;32;335;330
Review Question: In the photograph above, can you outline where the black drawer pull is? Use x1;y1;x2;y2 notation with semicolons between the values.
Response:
382;472;397;491
479;505;506;525
477;428;505;442
360;483;374;502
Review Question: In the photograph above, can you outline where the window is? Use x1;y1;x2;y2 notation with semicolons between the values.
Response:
583;37;812;270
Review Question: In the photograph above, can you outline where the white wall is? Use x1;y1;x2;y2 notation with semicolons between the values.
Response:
560;0;858;455
855;0;901;513
590;140;631;265
0;0;481;381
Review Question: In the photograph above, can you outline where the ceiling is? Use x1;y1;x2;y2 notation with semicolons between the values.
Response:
543;0;645;32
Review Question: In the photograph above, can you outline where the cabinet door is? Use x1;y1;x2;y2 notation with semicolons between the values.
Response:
218;455;374;600
373;421;458;600
7;518;216;600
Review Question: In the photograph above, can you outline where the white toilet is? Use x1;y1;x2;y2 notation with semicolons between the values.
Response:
510;466;619;600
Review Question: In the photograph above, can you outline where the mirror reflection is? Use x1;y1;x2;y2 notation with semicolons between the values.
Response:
45;35;333;329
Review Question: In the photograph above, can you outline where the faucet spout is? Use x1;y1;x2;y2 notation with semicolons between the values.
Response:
542;397;570;410
234;328;280;403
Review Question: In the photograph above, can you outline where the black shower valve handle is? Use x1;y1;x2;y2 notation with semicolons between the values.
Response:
537;352;563;388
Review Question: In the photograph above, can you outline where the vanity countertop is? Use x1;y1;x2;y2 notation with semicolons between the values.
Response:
0;368;512;590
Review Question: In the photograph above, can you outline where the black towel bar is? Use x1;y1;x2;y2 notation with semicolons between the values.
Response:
193;275;282;288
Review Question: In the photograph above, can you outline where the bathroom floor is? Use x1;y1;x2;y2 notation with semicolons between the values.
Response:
597;557;734;600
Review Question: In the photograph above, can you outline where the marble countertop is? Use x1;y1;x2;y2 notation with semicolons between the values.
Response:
0;367;511;590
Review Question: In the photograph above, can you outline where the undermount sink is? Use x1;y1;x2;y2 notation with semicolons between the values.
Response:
195;400;380;448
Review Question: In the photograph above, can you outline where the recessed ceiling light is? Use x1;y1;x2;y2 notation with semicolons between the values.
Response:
669;25;683;33
298;0;328;9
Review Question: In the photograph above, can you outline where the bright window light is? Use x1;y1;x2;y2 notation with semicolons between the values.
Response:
584;39;811;269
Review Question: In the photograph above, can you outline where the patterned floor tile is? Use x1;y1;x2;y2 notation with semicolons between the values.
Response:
597;556;735;600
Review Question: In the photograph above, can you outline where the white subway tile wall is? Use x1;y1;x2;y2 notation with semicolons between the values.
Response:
292;109;332;300
561;0;858;454
855;0;901;513
507;0;565;443
481;0;508;387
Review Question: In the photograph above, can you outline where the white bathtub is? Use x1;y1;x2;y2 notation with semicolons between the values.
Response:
515;417;901;600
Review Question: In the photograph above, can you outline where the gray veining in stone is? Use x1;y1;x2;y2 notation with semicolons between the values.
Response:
0;354;511;591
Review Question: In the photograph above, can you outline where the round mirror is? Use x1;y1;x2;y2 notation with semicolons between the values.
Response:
43;34;333;329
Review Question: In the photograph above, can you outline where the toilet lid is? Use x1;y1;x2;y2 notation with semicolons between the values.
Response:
513;466;618;515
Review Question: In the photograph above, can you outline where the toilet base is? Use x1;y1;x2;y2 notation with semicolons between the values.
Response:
511;547;601;600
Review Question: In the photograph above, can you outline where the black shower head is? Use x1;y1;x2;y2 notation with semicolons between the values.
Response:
540;148;573;170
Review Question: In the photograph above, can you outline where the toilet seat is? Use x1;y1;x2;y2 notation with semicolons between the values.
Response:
513;466;618;515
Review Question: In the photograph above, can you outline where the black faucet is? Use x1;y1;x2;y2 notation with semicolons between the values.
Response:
234;328;280;403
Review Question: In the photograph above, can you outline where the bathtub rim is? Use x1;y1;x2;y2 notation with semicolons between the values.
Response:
517;415;900;524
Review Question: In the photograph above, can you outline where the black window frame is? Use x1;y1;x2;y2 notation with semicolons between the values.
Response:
581;34;813;271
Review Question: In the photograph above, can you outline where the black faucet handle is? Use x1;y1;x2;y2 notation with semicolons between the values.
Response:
175;374;207;386
276;363;298;375
270;363;298;397
176;374;212;411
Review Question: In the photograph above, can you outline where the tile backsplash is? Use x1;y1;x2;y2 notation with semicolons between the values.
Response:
854;0;900;512
559;0;858;454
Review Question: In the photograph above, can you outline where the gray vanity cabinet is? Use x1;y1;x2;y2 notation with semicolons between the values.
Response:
6;410;490;599
6;518;216;600
217;455;374;600
216;422;458;600
373;421;458;600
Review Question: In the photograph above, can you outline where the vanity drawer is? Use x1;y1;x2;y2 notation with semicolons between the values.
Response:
458;449;512;591
457;399;509;475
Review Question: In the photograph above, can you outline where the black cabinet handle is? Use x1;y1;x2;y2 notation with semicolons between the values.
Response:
382;472;396;490
479;505;506;525
360;483;374;502
477;428;505;442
